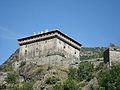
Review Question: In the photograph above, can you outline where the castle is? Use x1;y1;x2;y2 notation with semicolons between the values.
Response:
104;45;120;66
15;29;82;68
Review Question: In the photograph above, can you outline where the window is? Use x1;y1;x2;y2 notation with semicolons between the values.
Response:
36;48;39;52
45;40;47;43
74;50;77;54
25;50;27;54
75;52;76;54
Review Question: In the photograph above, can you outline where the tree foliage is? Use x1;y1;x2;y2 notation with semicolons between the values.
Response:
97;64;120;90
17;82;33;90
5;73;17;84
78;61;94;81
69;61;94;82
53;79;80;90
0;84;6;90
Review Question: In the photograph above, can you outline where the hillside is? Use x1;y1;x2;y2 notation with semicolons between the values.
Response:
0;47;107;90
80;47;106;60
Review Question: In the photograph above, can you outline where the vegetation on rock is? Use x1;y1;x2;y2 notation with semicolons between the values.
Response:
97;64;120;90
45;76;59;85
1;47;120;90
80;47;106;60
69;61;94;82
5;73;17;84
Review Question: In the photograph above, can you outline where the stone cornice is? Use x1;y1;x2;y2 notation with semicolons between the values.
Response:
18;30;82;50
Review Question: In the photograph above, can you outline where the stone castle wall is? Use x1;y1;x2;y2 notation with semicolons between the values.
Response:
104;47;120;66
109;50;120;65
19;37;80;67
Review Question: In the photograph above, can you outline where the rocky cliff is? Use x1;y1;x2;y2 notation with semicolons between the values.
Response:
0;47;106;90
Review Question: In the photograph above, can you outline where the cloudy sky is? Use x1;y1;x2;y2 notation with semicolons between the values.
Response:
0;0;120;64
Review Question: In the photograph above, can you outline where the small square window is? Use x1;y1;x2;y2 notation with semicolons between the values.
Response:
25;50;27;54
75;52;76;54
36;48;39;52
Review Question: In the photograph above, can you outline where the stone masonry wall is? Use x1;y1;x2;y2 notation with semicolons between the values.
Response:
18;37;80;67
56;38;80;59
110;51;120;65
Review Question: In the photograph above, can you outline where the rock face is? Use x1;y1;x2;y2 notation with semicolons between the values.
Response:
18;63;68;90
80;47;106;60
0;46;108;90
0;72;7;85
0;49;19;72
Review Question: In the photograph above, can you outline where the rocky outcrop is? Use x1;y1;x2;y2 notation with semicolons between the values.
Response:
80;47;106;60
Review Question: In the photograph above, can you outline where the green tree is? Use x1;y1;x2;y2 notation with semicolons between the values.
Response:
63;79;80;90
22;82;33;90
53;82;63;90
77;61;94;81
17;82;33;90
98;64;120;90
68;67;78;80
53;79;80;90
5;73;17;84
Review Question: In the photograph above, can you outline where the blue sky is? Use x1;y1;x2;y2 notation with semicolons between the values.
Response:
0;0;120;64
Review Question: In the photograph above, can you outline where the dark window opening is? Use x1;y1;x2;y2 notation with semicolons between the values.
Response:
25;50;27;54
36;48;39;52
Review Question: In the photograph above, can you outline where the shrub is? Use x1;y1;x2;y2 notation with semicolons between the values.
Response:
95;62;106;71
53;82;63;90
77;61;94;81
63;79;80;90
68;67;78;80
45;76;59;84
2;64;13;72
17;82;33;90
22;82;33;90
97;64;120;90
5;73;17;84
0;84;6;90
53;78;81;90
68;61;94;82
